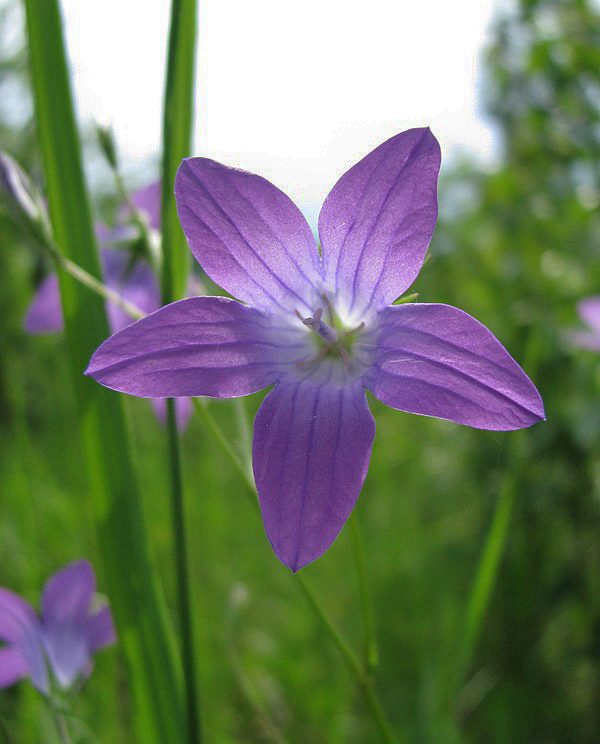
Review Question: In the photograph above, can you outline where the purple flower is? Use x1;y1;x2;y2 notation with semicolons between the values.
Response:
25;183;192;429
0;561;115;694
86;128;545;570
567;297;600;351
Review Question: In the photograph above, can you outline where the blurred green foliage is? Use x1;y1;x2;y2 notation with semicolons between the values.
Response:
1;0;599;742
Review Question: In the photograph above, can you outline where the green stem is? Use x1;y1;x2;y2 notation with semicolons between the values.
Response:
349;514;378;673
51;712;72;744
160;0;200;739
460;434;522;678
192;397;397;743
295;576;397;744
166;399;202;743
35;225;145;320
192;398;257;497
112;168;162;275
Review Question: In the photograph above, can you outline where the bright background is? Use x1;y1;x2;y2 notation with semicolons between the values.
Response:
61;0;499;210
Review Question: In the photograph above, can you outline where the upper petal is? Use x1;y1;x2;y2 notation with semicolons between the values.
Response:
318;128;441;321
252;380;375;571
42;561;95;627
86;296;305;398
175;158;324;316
0;589;37;644
0;590;47;693
366;304;545;431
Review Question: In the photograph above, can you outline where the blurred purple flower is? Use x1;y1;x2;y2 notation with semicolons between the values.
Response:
25;183;192;429
567;297;600;351
0;561;115;694
86;128;545;570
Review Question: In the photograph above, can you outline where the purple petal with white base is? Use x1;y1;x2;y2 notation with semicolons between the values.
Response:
367;304;544;430
87;128;544;570
86;296;304;398
319;128;440;320
253;381;375;571
175;158;324;317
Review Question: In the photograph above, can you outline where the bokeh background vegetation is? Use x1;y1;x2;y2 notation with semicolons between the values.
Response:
1;0;600;741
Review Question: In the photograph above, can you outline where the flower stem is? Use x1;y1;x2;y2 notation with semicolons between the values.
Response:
348;513;379;673
192;397;398;743
166;399;203;744
459;433;523;680
35;226;145;320
295;575;397;744
51;711;72;744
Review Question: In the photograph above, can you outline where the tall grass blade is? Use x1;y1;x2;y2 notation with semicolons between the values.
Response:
24;1;183;741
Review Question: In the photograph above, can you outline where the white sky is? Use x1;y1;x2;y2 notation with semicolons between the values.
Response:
61;0;500;213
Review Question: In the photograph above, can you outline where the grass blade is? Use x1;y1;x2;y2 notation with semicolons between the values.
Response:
24;1;183;741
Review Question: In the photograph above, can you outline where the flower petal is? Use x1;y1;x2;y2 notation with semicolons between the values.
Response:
42;561;95;627
367;304;545;430
0;590;47;693
578;296;600;334
151;397;193;429
24;274;64;333
0;647;29;689
86;296;304;398
0;589;37;644
175;158;324;316
566;329;600;352
318;128;441;320
252;380;375;571
86;605;116;653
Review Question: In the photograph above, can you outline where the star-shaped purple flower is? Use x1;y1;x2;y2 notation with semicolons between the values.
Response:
0;561;115;694
25;183;192;428
567;297;600;351
86;128;545;570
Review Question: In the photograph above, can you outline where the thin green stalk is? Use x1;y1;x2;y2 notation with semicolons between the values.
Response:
295;576;398;744
349;513;379;673
192;397;398;743
166;399;202;744
24;2;183;741
459;434;522;677
160;1;200;742
192;398;256;495
52;712;72;744
52;252;144;320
